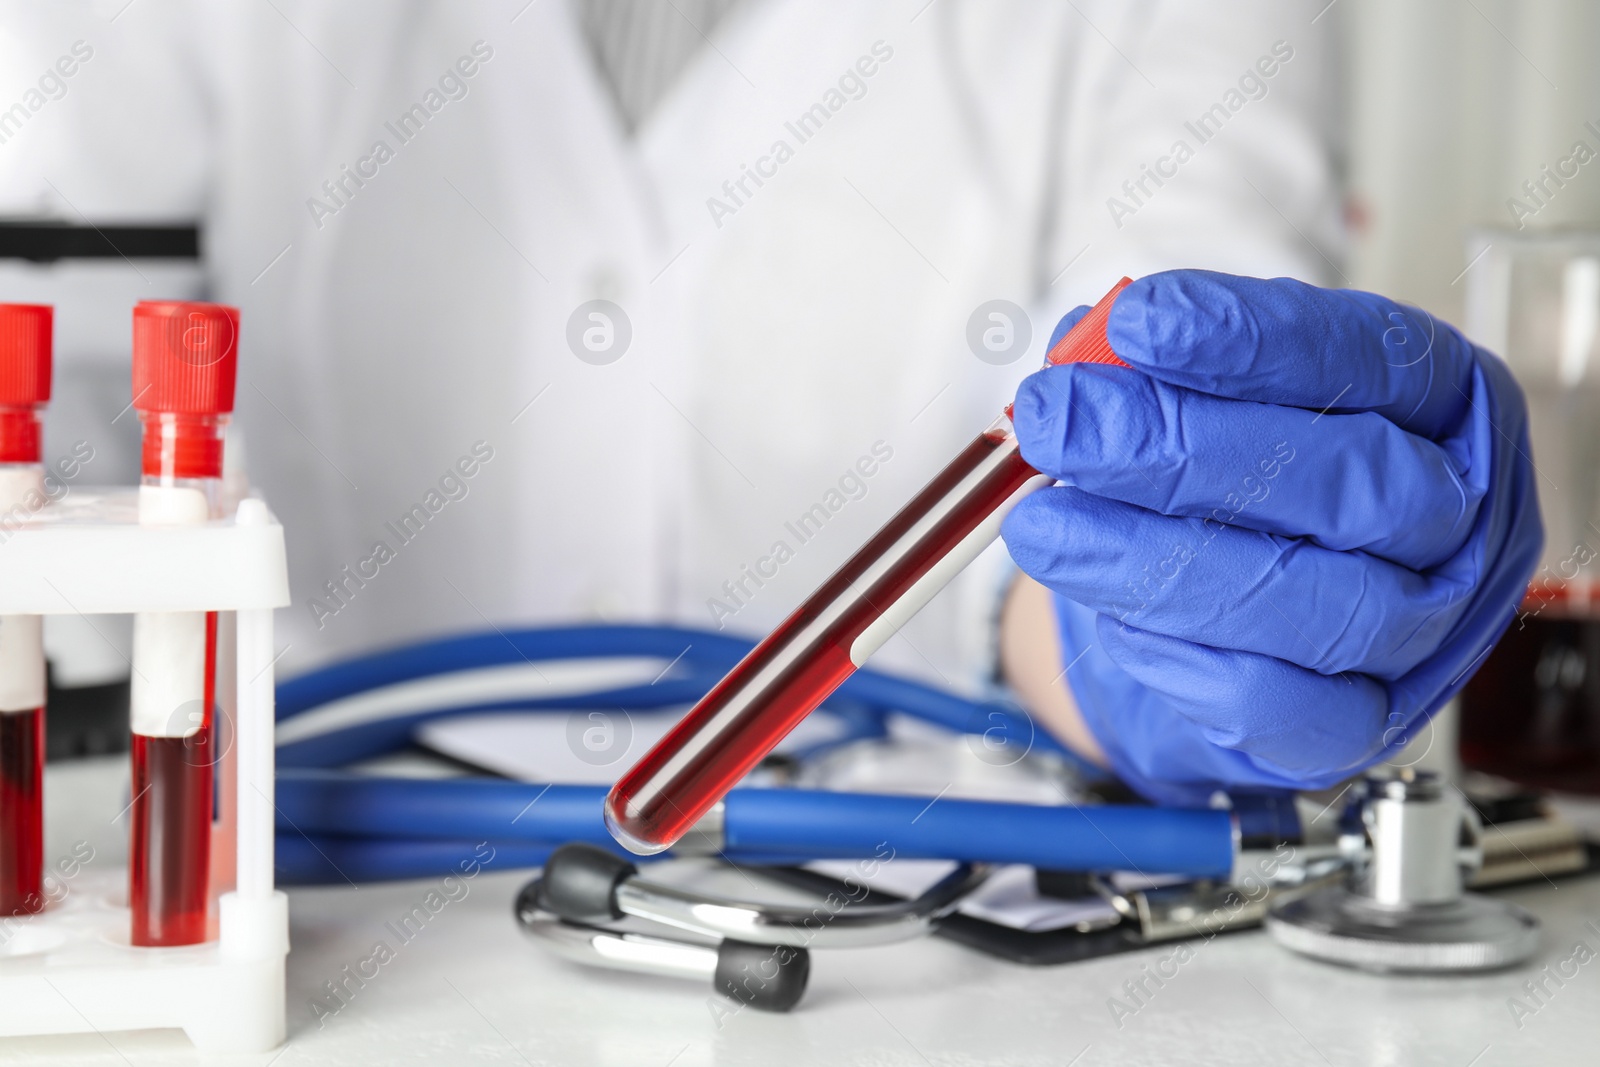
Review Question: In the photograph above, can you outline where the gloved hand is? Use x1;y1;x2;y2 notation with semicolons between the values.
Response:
1000;270;1543;805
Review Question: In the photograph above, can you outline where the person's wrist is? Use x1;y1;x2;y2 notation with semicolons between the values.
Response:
997;574;1108;768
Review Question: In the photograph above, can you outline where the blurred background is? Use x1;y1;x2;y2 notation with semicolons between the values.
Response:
1346;0;1600;324
1345;0;1600;793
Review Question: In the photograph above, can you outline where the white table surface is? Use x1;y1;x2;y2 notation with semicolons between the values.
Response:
6;756;1599;1066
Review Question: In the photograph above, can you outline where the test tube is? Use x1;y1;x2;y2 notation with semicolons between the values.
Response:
606;279;1132;854
0;304;51;916
128;300;238;946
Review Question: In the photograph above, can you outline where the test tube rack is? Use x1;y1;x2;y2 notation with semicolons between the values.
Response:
0;488;289;1053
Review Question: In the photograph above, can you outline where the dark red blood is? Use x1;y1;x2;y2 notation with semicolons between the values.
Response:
129;611;218;946
0;708;44;916
606;430;1040;851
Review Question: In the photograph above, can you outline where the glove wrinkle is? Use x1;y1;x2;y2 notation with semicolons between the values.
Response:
1395;310;1443;432
1014;362;1483;570
1321;564;1373;677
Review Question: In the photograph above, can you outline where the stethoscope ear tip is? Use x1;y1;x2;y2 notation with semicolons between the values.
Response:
713;939;810;1013
524;843;637;924
514;845;815;1013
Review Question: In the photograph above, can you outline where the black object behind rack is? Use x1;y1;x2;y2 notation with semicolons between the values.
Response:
0;221;199;262
45;668;130;760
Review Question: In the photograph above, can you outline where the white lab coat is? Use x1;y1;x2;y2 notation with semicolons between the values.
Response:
0;0;1342;687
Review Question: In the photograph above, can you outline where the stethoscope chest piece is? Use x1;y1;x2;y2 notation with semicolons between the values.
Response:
1266;771;1540;972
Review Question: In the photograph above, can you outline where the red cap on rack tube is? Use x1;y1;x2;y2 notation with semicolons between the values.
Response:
0;304;52;404
133;301;239;479
132;301;239;415
0;303;52;463
1046;277;1132;368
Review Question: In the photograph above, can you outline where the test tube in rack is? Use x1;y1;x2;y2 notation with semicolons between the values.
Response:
0;304;51;916
128;300;239;946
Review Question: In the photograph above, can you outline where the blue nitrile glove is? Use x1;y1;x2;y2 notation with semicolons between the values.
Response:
1000;270;1543;805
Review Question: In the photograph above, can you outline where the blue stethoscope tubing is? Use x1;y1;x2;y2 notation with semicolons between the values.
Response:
276;625;1052;769
271;624;1243;885
275;772;1238;882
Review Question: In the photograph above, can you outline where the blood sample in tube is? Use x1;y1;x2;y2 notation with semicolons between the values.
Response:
0;303;52;916
128;300;238;946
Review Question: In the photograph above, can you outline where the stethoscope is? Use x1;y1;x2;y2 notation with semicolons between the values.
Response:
273;624;1258;881
275;624;1544;1009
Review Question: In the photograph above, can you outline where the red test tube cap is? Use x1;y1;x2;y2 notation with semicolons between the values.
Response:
0;303;53;405
1046;277;1132;368
132;301;239;415
0;304;51;463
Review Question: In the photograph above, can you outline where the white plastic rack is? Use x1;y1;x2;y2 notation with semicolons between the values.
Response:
0;488;289;1052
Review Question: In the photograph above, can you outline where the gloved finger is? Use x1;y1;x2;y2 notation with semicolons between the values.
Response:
1001;486;1465;678
1011;363;1481;571
1046;305;1092;352
1052;592;1376;799
1094;616;1392;780
1105;271;1481;440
